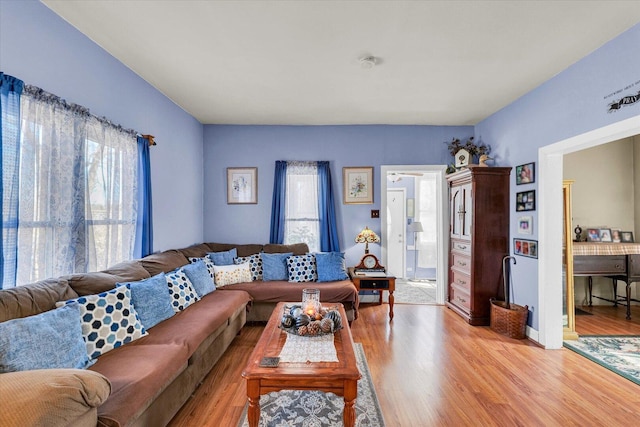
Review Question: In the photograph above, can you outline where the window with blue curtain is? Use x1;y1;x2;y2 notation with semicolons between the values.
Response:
270;160;340;252
0;77;153;288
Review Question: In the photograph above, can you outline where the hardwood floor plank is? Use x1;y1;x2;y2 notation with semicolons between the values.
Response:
168;303;639;427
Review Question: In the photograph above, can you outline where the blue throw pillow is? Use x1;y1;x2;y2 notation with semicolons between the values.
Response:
120;273;175;329
0;303;89;372
207;248;237;265
261;252;293;281
315;252;349;282
182;259;216;297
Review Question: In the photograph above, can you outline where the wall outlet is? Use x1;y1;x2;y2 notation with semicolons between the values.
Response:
371;210;379;218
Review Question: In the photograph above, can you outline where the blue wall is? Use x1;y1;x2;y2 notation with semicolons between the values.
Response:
476;23;640;329
203;125;472;266
0;0;205;251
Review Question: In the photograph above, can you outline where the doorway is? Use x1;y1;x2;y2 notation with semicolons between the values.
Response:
381;165;448;305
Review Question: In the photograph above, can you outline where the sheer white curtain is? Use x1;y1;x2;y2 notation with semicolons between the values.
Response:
284;161;320;252
415;174;437;269
15;89;137;285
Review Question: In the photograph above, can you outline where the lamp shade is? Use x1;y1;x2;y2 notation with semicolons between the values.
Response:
355;226;380;244
408;222;423;233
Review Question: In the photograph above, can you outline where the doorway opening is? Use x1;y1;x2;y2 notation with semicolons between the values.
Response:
381;165;448;305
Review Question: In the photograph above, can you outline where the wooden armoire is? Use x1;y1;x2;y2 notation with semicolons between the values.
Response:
447;167;511;325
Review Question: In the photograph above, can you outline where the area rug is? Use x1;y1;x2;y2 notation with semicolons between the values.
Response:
563;336;640;386
393;279;437;304
238;343;385;427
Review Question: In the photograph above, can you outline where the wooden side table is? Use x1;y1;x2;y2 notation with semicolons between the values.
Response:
348;267;395;321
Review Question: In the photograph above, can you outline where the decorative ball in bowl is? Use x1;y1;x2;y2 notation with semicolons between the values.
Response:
280;304;342;336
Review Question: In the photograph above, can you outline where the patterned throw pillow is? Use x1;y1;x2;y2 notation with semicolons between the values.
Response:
57;285;147;361
212;263;253;287
188;256;216;282
315;252;349;282
207;248;237;265
165;269;200;312
261;252;293;281
287;254;318;283
234;253;263;281
0;303;89;372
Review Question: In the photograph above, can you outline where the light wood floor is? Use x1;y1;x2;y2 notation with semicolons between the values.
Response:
169;303;640;427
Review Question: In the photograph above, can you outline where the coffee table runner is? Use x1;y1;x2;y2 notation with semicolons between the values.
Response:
279;333;338;363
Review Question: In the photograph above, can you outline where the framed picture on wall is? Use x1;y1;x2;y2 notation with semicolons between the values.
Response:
518;216;533;234
514;238;538;258
515;162;535;185
343;167;374;204
516;190;535;211
227;167;257;204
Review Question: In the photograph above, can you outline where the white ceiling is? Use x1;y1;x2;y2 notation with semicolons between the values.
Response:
42;1;640;126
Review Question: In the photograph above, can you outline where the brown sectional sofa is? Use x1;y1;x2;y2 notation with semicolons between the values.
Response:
0;241;358;427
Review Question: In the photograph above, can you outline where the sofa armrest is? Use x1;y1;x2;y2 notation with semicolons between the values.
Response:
0;369;111;427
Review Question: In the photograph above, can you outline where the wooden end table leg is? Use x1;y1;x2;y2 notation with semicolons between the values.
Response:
626;283;632;320
343;379;358;427
389;290;394;321
612;278;618;306
246;380;260;427
588;276;593;306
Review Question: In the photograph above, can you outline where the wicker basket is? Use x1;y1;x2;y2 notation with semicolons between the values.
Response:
490;299;528;339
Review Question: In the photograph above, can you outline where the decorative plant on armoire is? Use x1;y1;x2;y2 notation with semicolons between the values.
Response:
445;137;492;173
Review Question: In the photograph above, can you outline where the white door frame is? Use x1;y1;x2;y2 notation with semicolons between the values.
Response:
381;165;449;304
539;114;640;349
386;188;407;278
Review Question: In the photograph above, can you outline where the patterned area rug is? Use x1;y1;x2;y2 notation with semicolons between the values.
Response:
238;343;385;427
392;279;437;304
563;336;640;385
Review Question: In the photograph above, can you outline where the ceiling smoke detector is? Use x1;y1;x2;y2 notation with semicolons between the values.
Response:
359;56;377;69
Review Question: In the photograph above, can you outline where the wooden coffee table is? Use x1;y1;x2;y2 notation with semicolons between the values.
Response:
242;302;361;427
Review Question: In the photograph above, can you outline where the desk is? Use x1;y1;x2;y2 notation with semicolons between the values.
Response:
573;243;640;320
347;268;395;321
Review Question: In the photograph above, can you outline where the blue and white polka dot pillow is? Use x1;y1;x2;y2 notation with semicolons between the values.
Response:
57;285;147;361
234;253;263;281
165;268;200;312
286;254;318;283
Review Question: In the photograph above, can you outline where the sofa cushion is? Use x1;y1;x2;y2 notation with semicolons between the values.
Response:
234;253;263;281
315;252;349;282
206;242;263;257
213;263;252;287
0;278;78;322
165;269;200;312
89;342;190;427
176;242;211;258
286;254;318;282
58;285;147;361
263;243;309;255
261;252;293;281
120;274;175;329
65;260;151;296
0;368;111;427
139;289;251;357
182;260;216;297
0;303;89;372
140;250;189;276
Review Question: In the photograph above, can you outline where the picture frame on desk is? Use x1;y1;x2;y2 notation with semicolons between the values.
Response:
621;231;634;243
599;228;613;242
586;228;601;242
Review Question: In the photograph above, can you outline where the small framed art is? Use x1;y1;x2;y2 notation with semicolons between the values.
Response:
227;167;257;204
514;238;538;258
611;229;622;243
343;167;374;204
586;228;601;242
621;231;635;243
599;228;613;243
518;216;533;234
516;190;535;211
515;162;535;185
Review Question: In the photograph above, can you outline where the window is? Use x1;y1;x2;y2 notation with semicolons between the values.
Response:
5;87;138;287
284;162;320;252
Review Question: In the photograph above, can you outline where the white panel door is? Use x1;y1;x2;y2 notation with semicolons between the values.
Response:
386;188;406;277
